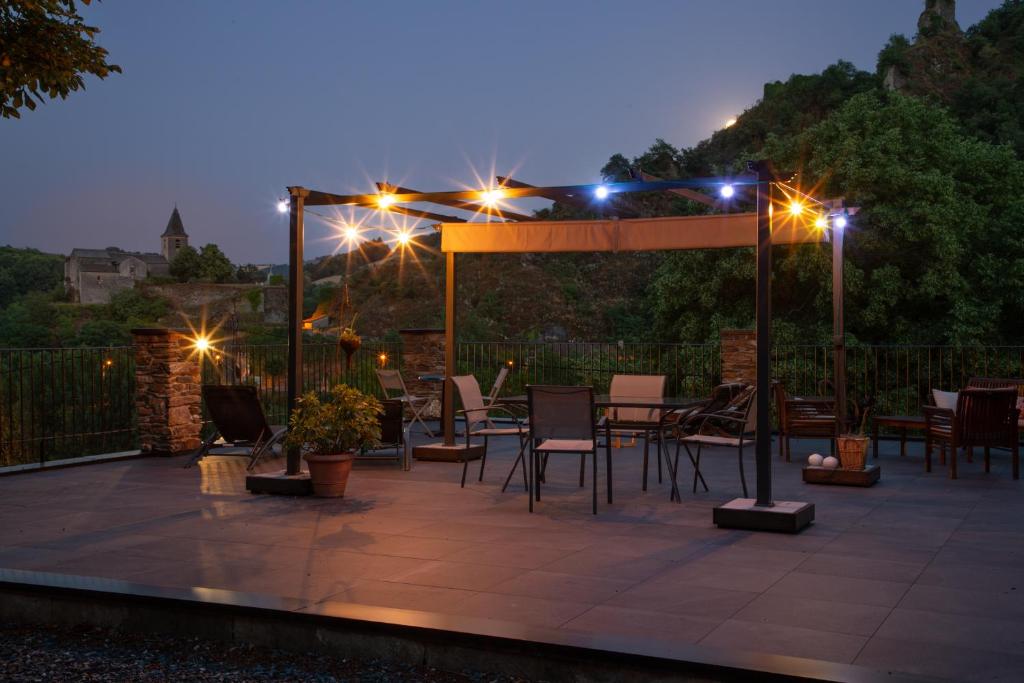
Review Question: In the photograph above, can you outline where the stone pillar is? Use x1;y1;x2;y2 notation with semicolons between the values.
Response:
720;329;757;385
132;328;202;455
399;328;445;418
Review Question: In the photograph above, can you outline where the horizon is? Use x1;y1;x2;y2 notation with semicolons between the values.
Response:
0;0;1004;264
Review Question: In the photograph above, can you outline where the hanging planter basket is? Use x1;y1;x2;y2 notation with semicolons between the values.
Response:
338;332;361;370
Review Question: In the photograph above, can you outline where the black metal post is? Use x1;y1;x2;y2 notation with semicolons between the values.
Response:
286;186;309;476
832;221;846;436
754;164;773;507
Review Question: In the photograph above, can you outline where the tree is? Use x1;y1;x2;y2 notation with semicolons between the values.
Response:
169;245;201;282
198;244;234;283
1;0;121;119
235;263;262;283
0;245;64;308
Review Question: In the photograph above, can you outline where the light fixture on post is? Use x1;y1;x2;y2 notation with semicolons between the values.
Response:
276;199;289;214
594;185;609;200
479;188;504;207
720;184;735;199
376;193;395;210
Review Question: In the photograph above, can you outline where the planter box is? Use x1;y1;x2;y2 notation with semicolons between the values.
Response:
803;464;880;487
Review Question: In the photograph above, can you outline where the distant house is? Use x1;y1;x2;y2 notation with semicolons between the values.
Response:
65;207;189;304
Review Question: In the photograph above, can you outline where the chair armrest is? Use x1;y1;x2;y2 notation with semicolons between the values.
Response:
922;405;955;429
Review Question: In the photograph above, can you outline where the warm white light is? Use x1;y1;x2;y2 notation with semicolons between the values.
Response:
789;201;804;217
194;337;210;353
377;193;395;209
719;184;735;199
724;117;737;128
594;185;609;200
276;200;288;214
479;188;504;207
344;225;359;241
814;215;828;230
395;231;411;246
834;215;848;229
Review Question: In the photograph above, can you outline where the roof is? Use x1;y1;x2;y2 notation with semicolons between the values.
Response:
70;247;167;268
162;207;187;237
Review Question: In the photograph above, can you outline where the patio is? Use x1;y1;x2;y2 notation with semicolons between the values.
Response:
2;433;1022;682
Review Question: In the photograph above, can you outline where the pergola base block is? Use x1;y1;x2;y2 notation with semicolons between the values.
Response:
713;498;815;533
803;464;880;487
245;470;313;496
412;443;484;462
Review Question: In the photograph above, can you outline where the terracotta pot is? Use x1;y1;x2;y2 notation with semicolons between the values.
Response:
304;452;355;497
836;435;870;471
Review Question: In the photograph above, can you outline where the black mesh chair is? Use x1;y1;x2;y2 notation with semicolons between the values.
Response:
189;385;286;470
358;399;408;469
526;385;605;514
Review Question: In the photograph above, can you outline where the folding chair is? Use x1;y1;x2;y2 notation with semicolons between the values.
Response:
375;369;434;437
527;385;605;514
188;385;286;470
451;375;528;488
483;366;511;428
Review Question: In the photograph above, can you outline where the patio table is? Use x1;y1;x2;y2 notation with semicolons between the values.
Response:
497;395;703;504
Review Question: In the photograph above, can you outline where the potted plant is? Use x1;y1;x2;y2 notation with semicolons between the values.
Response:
338;314;361;370
284;384;382;497
837;394;875;470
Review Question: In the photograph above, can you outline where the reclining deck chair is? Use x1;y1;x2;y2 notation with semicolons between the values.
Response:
188;385;286;470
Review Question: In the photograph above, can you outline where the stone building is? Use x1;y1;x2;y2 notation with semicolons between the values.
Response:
65;207;189;304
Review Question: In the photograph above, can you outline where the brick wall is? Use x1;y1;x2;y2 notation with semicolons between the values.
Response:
132;328;202;455
720;329;757;385
399;329;445;418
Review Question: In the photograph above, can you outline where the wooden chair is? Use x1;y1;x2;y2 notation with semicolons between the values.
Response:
773;382;837;461
924;387;1019;479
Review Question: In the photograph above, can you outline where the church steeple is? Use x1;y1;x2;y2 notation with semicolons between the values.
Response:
161;206;189;261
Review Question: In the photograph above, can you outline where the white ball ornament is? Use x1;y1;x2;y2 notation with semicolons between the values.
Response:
822;456;840;469
808;453;824;467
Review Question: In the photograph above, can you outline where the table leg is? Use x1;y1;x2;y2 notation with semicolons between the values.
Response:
900;427;907;457
873;421;879;459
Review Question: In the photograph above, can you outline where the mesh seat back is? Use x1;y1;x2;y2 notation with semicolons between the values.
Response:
528;385;595;441
202;385;273;444
489;366;510;402
378;399;404;445
376;369;406;396
452;375;489;431
608;374;666;423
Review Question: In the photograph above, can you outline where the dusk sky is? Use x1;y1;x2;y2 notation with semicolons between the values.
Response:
0;0;1004;264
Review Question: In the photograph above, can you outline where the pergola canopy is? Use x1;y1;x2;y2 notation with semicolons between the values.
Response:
440;212;824;254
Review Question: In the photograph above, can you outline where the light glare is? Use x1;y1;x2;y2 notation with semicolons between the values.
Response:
719;184;735;199
724;117;737;128
276;200;288;214
789;201;804;217
344;226;359;241
594;185;609;200
377;193;395;209
815;215;828;230
396;231;411;246
193;336;210;353
480;188;504;207
834;215;848;229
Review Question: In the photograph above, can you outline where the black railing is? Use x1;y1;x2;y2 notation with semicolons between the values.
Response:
0;347;136;467
199;341;403;427
3;341;1022;467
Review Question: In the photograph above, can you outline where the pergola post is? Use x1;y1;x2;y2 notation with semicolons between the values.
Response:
711;161;814;533
286;186;309;476
832;223;847;436
444;251;456;447
754;167;774;508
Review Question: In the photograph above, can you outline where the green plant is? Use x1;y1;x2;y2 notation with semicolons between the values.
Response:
284;384;382;456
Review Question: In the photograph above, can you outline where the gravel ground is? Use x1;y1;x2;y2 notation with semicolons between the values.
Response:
0;623;536;682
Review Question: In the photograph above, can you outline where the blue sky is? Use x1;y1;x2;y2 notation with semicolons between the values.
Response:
0;0;1004;263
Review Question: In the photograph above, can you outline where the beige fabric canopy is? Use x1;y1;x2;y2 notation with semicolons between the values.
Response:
441;212;824;253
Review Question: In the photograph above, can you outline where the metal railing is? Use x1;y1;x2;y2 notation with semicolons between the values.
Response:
456;341;721;399
3;341;1022;467
0;347;136;466
199;341;403;427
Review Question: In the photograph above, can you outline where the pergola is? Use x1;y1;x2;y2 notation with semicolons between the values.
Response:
271;161;850;531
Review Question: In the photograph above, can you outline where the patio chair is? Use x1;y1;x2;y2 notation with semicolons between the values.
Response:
924;387;1019;480
773;382;837;461
526;385;605;514
604;374;666;492
675;388;757;499
481;366;511;429
451;375;528;489
358;399;407;468
188;384;286;470
375;369;434;437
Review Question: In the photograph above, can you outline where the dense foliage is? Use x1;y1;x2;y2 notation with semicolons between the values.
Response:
0;0;121;118
0;245;63;308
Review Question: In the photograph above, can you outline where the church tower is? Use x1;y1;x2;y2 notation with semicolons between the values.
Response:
161;206;189;262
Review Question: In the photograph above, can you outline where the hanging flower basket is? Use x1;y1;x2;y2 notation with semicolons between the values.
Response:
338;329;361;370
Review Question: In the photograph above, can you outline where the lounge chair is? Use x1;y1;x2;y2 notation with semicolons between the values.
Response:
188;384;286;470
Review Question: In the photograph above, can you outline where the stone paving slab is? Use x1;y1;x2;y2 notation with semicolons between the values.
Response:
0;433;1021;681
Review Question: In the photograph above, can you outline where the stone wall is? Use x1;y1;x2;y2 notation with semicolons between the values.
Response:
720;329;756;385
141;283;286;324
132;328;202;455
399;329;445;418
